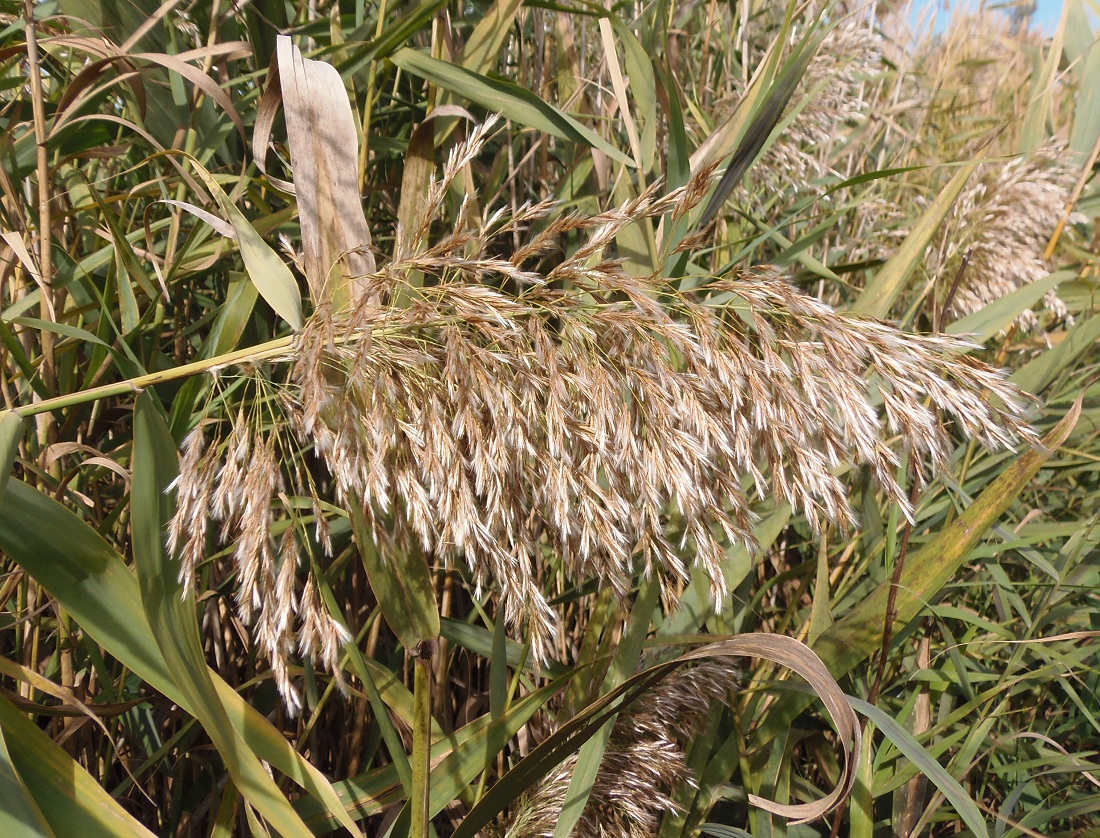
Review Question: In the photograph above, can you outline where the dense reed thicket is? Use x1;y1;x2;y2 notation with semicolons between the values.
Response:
1;0;1098;835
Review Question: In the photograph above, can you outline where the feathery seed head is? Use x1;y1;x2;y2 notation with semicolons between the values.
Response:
169;121;1035;706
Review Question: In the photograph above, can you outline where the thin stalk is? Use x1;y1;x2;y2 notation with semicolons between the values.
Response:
411;645;434;838
24;0;58;465
0;336;293;421
868;479;922;706
24;0;54;394
164;0;221;287
358;0;390;191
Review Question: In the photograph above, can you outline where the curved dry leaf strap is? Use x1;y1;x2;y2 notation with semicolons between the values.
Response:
681;635;860;823
51;41;251;138
1007;732;1100;790
158;199;236;238
254;35;376;308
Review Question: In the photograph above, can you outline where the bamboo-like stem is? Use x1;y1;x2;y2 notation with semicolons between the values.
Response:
0;336;293;422
411;648;433;838
24;0;54;395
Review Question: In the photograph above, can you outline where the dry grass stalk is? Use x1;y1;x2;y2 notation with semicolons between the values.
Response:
169;121;1035;704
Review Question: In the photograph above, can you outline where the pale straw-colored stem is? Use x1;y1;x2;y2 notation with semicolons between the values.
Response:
1;336;293;422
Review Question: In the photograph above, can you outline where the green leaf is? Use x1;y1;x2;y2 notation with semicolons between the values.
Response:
205;272;260;357
459;0;526;75
336;0;449;78
0;441;362;835
9;317;110;347
814;400;1079;679
661;505;791;637
849;698;990;838
0;693;153;838
182;157;304;331
132;393;315;838
391;49;634;167
0;479;175;689
849;721;876;838
696;29;822;229
554;580;660;838
1010;315;1100;395
742;400;1081;791
656;63;689;191
0;717;54;838
1067;0;1100;157
298;672;573;830
0;411;23;504
945;272;1073;341
1020;7;1065;153
351;504;440;650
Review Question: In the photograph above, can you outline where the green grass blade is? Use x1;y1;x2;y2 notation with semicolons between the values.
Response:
182;156;303;331
849;721;875;838
945;271;1073;341
205;272;260;357
9;316;110;348
391;49;634;167
0;717;54;838
351;505;440;650
609;16;657;172
553;579;660;838
1010;315;1100;395
849;698;990;838
0;479;176;690
131;393;320;838
336;0;449;77
0;477;361;830
696;32;821;229
1067;0;1100;157
459;0;525;74
814;399;1079;678
0;411;22;502
1020;6;1066;153
0;693;154;838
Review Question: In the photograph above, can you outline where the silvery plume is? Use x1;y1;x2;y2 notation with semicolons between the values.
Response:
169;118;1036;707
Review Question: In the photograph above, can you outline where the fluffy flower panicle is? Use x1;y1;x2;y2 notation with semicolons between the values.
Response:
169;124;1036;698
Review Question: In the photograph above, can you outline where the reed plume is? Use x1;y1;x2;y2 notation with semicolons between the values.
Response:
169;121;1035;704
933;147;1079;329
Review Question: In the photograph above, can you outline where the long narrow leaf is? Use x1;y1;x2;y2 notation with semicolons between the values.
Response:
851;158;982;318
0;473;359;833
391;49;634;166
0;411;22;502
132;394;318;838
455;635;860;837
850;698;990;838
0;718;54;838
0;693;154;838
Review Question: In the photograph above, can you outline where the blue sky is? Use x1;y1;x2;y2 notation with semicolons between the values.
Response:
909;0;1074;34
